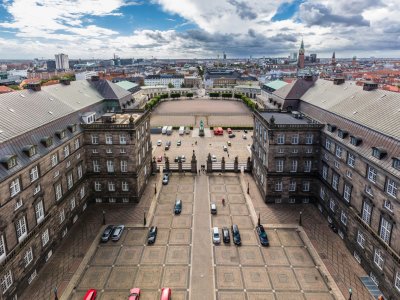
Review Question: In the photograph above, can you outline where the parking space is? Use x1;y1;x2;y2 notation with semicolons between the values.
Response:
69;175;194;300
208;175;335;300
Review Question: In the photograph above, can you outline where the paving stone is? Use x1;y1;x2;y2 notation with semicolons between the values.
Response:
172;215;192;228
304;292;335;300
151;215;172;228
242;266;272;290
115;246;143;265
162;266;189;289
154;228;170;245
216;266;244;290
214;247;240;265
228;194;246;204
275;292;306;300
264;229;282;246
169;229;191;244
217;291;246;300
294;268;329;292
246;292;275;300
90;246;120;265
225;185;242;194
134;266;163;289
210;184;226;193
140;246;166;265
166;246;190;264
239;230;258;245
176;193;194;203
261;246;289;266
78;266;111;289
231;216;253;229
285;247;315;267
212;215;232;228
276;229;304;247
229;204;249;215
268;267;299;290
238;246;264;266
124;228;147;245
105;266;137;289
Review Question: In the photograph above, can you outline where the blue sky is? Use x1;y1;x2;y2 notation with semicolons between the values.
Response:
0;0;398;59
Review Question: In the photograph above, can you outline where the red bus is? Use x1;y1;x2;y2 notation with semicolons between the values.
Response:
213;127;223;135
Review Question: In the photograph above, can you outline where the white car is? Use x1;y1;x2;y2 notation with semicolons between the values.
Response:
223;145;228;152
211;155;217;162
212;227;220;244
181;155;186;162
242;134;247;139
157;140;162;146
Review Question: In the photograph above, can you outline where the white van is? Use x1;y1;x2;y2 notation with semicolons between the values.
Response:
179;126;185;135
212;227;220;244
161;126;168;134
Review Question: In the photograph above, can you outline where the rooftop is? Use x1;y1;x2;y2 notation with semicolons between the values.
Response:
115;80;139;91
259;111;315;125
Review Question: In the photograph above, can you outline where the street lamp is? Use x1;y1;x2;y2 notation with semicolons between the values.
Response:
299;211;303;226
143;210;146;226
102;210;106;225
154;183;157;195
54;287;58;300
348;288;352;300
247;182;250;194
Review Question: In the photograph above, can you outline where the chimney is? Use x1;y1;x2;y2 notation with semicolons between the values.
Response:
333;78;345;85
60;78;71;85
26;82;41;91
91;75;100;81
363;81;378;91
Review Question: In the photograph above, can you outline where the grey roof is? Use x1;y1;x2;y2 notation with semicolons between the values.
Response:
259;112;312;125
88;79;131;100
301;79;400;140
273;78;316;100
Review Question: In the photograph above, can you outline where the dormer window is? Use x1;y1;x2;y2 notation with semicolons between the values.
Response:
327;124;337;132
56;130;66;140
41;136;53;148
337;129;348;139
67;124;77;133
350;136;362;146
393;158;400;171
1;155;18;169
23;145;37;157
372;147;387;160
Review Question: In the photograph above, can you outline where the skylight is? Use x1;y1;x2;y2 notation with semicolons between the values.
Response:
48;111;53;115
8;108;15;112
19;94;25;98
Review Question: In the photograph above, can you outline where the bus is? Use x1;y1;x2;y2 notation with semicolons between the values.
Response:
179;126;185;135
213;127;223;135
166;126;173;135
162;126;168;134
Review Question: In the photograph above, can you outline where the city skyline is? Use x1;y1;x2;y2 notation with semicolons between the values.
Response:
0;0;399;59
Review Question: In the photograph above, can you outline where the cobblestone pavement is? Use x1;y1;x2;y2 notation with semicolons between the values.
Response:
244;173;373;300
20;174;160;300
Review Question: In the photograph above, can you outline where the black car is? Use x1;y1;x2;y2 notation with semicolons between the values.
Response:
228;133;236;138
231;224;241;246
244;129;248;133
222;227;230;244
101;225;115;242
147;226;158;244
255;225;269;246
165;144;170;150
174;199;182;214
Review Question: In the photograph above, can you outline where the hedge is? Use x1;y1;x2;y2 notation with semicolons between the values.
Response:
221;93;233;98
170;93;181;98
186;93;193;97
209;92;220;97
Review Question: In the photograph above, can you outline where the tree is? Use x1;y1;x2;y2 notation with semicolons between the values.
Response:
168;83;174;88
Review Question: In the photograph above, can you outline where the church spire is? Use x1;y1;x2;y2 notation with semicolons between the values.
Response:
299;38;304;54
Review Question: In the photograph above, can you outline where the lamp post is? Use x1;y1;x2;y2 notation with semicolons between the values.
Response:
54;287;58;300
299;211;302;226
348;288;352;300
154;183;157;195
102;210;106;225
247;182;250;195
258;213;261;226
143;210;146;226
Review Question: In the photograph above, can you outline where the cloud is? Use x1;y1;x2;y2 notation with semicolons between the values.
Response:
227;0;257;20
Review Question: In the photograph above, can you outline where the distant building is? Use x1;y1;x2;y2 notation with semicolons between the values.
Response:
144;74;184;88
75;71;98;81
54;53;69;70
69;59;80;69
0;85;14;94
331;51;336;66
297;39;305;69
310;54;317;63
46;60;56;71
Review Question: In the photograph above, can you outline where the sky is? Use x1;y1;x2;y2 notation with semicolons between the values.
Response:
0;0;399;59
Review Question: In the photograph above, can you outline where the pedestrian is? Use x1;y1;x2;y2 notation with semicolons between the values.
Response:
228;153;230;158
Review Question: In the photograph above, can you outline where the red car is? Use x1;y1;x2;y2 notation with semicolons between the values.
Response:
83;289;97;300
128;288;140;300
157;156;163;162
160;288;171;300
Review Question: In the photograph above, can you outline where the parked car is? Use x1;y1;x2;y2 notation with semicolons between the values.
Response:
157;156;163;162
180;155;186;162
160;288;171;300
111;225;125;241
244;129;248;133
165;144;170;150
177;140;182;146
222;227;230;244
174;199;182;214
256;224;269;246
211;155;217;162
223;145;228;152
83;289;97;300
147;226;158;244
228;133;236;138
227;141;231;146
242;134;247;139
157;140;162;146
162;174;169;185
101;225;115;242
210;203;217;214
128;288;141;300
212;227;220;244
231;224;241;246
174;155;186;162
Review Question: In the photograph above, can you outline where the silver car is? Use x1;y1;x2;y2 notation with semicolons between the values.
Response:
212;227;220;244
111;225;125;241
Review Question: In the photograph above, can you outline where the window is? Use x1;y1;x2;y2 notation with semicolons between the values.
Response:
109;198;116;203
94;181;101;191
80;186;85;199
362;202;372;224
93;160;100;172
59;209;65;224
306;148;313;154
367;166;377;183
304;160;312;172
350;136;361;146
77;164;82;179
63;145;70;158
16;216;27;242
346;170;352;179
122;181;129;191
320;186;326;200
380;218;392;244
329;200;335;212
347;153;355;167
54;170;60;178
123;198;129;203
119;134;126;144
374;249;384;270
42;136;53;148
76;153;80;160
357;231;365;248
289;198;296;204
120;148;126;154
275;181;283;191
292;148;298;153
334;160;340;169
107;160;114;172
42;229;49;247
327;124;336;132
384;200;393;212
0;235;6;261
24;247;33;267
106;148;112;154
105;134;113;145
108;182;115;191
324;153;329;161
278;148;284;154
291;134;299;144
67;173;73;189
51;154;58;167
393;158;400;171
6;156;17;169
372;147;386;159
343;184;352;202
57;130;66;139
305;133;313;144
120;160;128;172
290;160;298;172
341;211;347;225
70;197;76;210
353;251;361;264
276;160;284;172
386;178;398;198
338;129;348;139
289;180;296;192
322;165;328;180
29;166;39;182
66;161;71;168
10;178;21;197
1;270;13;294
338;229;344;239
35;200;44;224
277;134;285;144
303;181;310;192
55;183;62;201
332;173;339;191
325;138;332;151
335;145;342;158
95;198;102;203
74;138;80;150
91;134;98;144
92;149;99;154
28;146;37;157
395;272;400;292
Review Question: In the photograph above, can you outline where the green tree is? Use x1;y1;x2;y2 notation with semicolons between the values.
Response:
168;82;174;88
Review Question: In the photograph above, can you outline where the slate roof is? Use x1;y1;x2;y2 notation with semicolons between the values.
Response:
259;112;311;125
265;80;288;91
273;78;316;100
88;79;131;100
115;80;138;91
